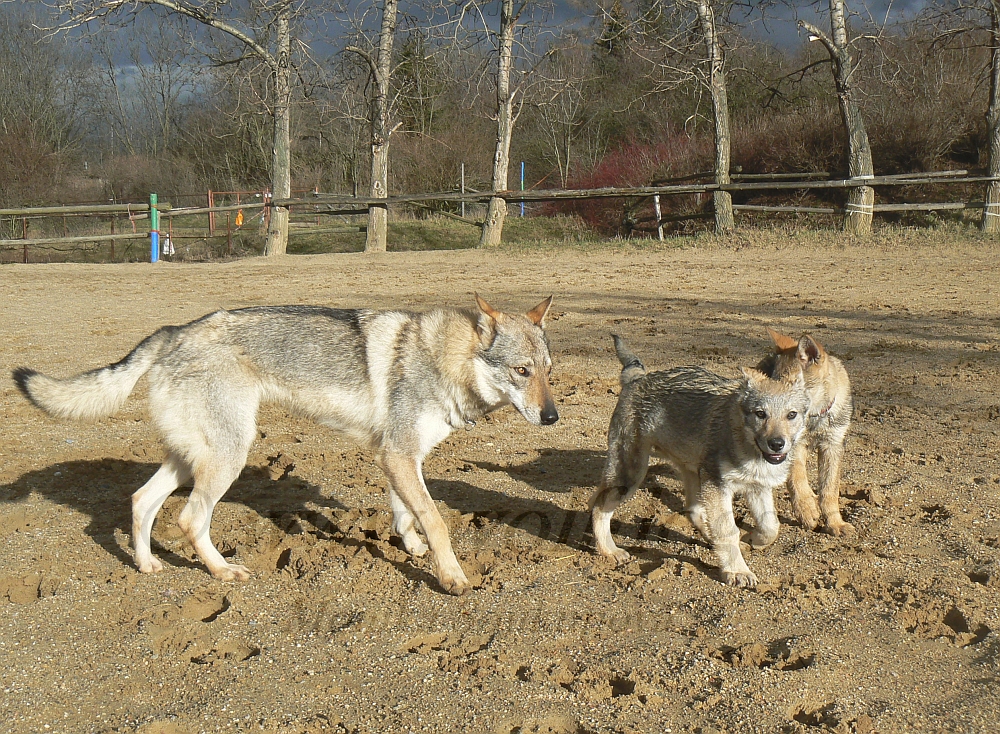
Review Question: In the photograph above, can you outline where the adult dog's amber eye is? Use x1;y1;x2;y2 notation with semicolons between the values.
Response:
755;409;767;419
515;366;530;376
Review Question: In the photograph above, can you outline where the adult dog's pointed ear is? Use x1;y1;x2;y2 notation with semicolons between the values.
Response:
766;327;798;352
526;296;553;328
475;293;501;347
796;334;825;366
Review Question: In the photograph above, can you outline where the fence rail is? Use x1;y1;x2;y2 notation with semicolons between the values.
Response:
1;170;995;261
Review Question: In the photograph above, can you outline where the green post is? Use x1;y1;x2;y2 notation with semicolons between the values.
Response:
150;193;160;263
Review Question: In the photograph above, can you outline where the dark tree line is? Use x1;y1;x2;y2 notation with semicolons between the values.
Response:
4;0;997;251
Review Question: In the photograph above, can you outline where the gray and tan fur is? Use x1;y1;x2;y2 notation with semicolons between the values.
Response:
590;335;809;588
13;295;558;596
757;328;853;536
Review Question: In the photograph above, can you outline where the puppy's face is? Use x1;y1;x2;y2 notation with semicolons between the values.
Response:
739;368;809;464
766;328;828;386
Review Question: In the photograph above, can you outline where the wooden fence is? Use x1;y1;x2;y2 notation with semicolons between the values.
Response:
0;170;993;262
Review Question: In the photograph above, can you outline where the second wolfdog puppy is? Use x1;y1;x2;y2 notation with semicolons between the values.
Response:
590;336;809;587
758;328;853;536
14;295;557;596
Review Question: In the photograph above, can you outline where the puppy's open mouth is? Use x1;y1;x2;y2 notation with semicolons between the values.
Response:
762;452;787;465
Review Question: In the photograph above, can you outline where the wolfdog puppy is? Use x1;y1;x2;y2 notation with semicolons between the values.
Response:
758;328;853;535
590;336;809;587
14;295;558;595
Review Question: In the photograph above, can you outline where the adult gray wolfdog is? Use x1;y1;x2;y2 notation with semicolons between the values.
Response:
13;295;558;595
590;336;809;588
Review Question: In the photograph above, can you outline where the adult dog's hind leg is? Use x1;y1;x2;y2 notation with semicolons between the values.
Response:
378;450;469;595
179;458;251;581
169;391;258;582
132;454;192;573
388;487;428;557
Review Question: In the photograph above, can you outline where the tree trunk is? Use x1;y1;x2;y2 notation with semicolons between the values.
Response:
263;8;292;256
983;3;1000;233
480;0;516;248
802;1;874;235
829;0;873;235
696;0;734;234
365;0;398;253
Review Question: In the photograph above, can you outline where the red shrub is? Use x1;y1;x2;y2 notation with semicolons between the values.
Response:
545;134;711;235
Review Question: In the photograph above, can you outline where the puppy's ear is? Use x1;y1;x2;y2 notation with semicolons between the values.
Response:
526;296;553;328
475;293;501;347
796;334;825;365
740;367;769;384
767;327;798;352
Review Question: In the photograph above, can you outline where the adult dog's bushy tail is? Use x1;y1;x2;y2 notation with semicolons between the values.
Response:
611;334;646;387
13;328;174;421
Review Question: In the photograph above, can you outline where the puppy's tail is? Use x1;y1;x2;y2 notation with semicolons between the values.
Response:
13;327;175;422
612;334;646;387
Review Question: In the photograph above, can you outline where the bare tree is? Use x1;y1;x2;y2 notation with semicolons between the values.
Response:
53;0;305;255
0;3;88;205
89;20;200;158
480;0;520;247
924;1;1000;232
798;0;876;235
984;2;1000;232
695;0;734;232
598;0;737;232
531;45;589;188
345;0;399;253
441;0;555;247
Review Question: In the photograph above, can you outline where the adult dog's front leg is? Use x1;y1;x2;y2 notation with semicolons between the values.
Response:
378;450;470;595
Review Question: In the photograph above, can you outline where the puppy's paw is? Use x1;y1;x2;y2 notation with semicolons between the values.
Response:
722;570;758;589
748;528;779;549
794;501;821;531
210;563;252;582
604;547;632;566
825;519;855;537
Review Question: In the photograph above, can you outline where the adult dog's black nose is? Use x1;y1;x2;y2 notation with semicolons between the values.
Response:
541;407;559;425
767;437;785;452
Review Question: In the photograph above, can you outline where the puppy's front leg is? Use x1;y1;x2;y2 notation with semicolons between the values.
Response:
378;450;470;595
745;485;780;549
704;484;757;588
817;437;854;536
787;440;821;530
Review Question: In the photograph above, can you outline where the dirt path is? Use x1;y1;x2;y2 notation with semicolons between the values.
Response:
2;235;998;733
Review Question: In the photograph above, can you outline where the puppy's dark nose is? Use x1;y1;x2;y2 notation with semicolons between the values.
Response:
767;437;785;452
541;407;559;425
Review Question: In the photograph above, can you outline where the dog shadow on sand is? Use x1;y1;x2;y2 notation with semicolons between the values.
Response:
0;459;442;589
0;448;729;588
429;448;720;579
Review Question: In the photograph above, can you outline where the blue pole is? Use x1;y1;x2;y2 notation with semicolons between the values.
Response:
520;161;525;217
150;193;159;263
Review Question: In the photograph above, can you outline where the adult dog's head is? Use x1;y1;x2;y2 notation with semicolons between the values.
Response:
474;294;559;426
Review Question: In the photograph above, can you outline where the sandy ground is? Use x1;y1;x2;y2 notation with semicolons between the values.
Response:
1;234;999;734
